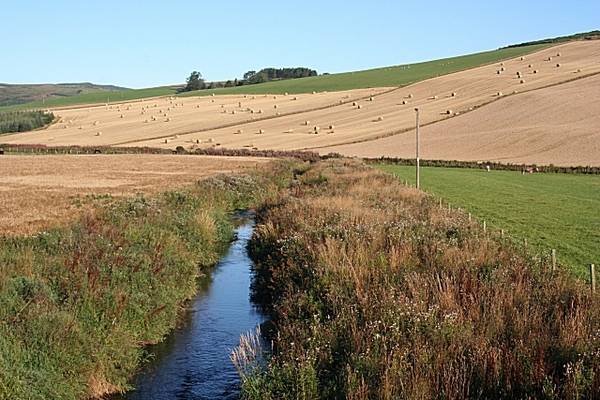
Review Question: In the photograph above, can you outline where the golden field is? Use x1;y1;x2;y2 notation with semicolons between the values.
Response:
0;154;268;235
3;41;599;166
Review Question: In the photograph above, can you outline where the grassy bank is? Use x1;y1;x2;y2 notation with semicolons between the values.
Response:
375;165;600;279
0;159;300;399
234;160;600;399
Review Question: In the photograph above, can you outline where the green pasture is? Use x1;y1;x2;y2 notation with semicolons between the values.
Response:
375;165;600;279
183;44;549;96
0;87;178;111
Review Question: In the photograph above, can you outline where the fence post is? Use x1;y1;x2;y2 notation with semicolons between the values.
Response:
468;213;472;223
524;238;527;248
591;264;596;293
501;229;504;238
483;221;486;233
552;249;556;271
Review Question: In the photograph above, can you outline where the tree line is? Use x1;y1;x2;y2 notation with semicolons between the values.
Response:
0;110;54;134
179;67;318;93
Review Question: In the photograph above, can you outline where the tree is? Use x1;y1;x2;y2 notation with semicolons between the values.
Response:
183;71;205;92
243;70;257;80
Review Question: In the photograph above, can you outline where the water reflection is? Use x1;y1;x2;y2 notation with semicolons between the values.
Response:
114;217;263;399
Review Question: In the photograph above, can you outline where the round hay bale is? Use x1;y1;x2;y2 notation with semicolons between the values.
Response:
164;139;171;143
208;138;214;143
556;63;561;67
236;129;243;134
377;116;384;121
357;105;362;109
533;70;538;74
402;100;408;105
258;129;265;134
329;125;335;130
304;120;310;125
408;94;413;98
451;92;457;97
96;132;102;136
520;79;525;84
446;110;452;115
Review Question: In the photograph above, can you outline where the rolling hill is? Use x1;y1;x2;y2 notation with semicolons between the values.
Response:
1;38;599;167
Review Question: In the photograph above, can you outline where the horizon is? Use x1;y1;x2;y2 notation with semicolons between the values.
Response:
1;1;598;89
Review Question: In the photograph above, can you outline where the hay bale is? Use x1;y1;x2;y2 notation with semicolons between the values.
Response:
164;139;171;143
329;125;335;130
273;104;278;108
556;63;561;67
258;129;265;134
520;79;525;84
96;132;102;136
446;110;452;115
377;116;384;121
236;129;243;134
208;138;214;143
408;94;413;98
304;121;310;125
533;70;538;74
451;92;457;97
402;100;408;105
357;104;362;109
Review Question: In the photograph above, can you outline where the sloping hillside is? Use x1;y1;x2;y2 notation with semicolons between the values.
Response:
0;83;130;107
2;40;599;166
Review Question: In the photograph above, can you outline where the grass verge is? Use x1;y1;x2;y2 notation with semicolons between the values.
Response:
375;165;600;279
0;158;302;399
234;159;600;399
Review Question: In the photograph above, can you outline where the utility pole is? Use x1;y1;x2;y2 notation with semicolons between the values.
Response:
415;108;420;189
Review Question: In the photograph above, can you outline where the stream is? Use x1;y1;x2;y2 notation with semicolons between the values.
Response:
113;216;264;399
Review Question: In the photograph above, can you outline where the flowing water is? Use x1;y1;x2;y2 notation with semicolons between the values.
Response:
114;216;263;399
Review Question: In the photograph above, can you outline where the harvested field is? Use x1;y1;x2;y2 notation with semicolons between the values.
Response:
318;72;600;166
0;154;268;235
2;41;599;166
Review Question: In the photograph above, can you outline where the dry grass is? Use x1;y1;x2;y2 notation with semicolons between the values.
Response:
0;154;268;235
240;159;600;399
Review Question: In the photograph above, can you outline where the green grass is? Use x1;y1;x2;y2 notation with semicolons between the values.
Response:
0;87;179;111
183;44;549;96
375;165;600;279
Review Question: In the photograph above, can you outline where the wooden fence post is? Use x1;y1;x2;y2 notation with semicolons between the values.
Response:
524;238;527;248
483;221;486;233
591;264;596;293
552;249;556;271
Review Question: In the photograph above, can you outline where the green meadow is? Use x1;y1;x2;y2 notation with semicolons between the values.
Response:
375;165;600;279
182;44;548;96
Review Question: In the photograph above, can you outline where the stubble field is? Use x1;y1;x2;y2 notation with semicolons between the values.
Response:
0;154;268;235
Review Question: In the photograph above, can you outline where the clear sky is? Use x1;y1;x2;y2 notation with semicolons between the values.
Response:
1;0;598;89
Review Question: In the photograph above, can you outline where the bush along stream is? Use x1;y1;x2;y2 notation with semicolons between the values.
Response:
0;159;302;399
237;159;600;399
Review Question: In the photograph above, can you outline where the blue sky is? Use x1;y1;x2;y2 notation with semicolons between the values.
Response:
1;0;597;89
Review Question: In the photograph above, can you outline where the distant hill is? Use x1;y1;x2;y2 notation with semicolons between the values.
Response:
0;82;131;107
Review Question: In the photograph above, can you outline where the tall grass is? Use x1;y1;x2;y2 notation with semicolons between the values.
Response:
375;165;600;278
0;159;301;399
236;160;600;399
